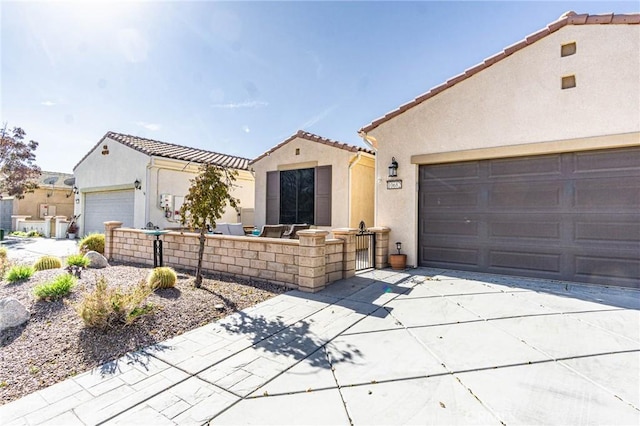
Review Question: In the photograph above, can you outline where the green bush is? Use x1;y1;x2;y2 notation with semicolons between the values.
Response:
27;230;42;237
5;265;35;283
66;254;90;268
147;267;177;289
33;274;76;300
9;231;28;237
73;277;153;329
78;234;105;255
33;256;62;271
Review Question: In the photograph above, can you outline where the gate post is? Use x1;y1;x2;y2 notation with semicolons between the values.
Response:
368;227;391;269
332;228;358;279
104;221;123;261
297;230;329;293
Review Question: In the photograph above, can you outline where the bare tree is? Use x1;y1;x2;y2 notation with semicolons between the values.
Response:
0;124;41;198
179;164;238;287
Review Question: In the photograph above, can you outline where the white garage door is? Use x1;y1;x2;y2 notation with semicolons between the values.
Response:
84;190;134;235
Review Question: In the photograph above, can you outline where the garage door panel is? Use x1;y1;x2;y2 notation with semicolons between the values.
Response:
574;219;640;244
489;155;562;178
489;182;562;209
574;255;640;284
489;250;561;274
419;147;640;288
424;190;480;209
421;162;480;181
573;177;640;209
489;219;560;240
574;147;640;174
422;245;480;268
423;218;479;237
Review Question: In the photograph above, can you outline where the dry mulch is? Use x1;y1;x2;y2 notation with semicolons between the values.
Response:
0;262;287;405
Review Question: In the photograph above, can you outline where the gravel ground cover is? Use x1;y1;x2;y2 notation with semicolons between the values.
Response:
0;262;287;405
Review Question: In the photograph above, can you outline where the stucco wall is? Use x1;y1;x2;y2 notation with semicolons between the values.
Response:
252;137;356;230
147;160;255;229
349;154;375;228
367;24;640;267
11;188;74;223
74;137;149;231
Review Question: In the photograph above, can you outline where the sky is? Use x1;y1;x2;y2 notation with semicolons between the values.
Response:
1;0;637;173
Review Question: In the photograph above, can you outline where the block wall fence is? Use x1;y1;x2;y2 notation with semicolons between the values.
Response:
104;222;390;293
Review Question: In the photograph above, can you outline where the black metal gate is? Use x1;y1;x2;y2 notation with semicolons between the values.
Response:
355;222;375;271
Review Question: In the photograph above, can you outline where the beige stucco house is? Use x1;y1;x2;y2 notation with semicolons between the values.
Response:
251;130;375;232
0;171;75;234
358;11;640;288
73;132;254;236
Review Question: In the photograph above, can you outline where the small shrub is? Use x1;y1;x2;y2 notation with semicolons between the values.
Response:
33;274;76;300
66;254;90;268
27;230;42;238
4;265;35;283
33;256;62;271
147;267;177;289
73;277;153;329
0;247;9;276
9;231;28;237
78;234;105;255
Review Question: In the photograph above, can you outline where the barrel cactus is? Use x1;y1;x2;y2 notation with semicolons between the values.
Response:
147;267;177;289
33;256;62;271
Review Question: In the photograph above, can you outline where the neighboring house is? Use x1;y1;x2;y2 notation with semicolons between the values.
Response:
251;130;375;231
0;171;75;233
73;131;254;236
358;11;640;288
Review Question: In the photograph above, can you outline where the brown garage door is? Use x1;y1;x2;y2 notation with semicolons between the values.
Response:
418;146;640;288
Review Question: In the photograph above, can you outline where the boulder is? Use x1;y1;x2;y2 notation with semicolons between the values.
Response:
0;297;30;331
84;251;109;269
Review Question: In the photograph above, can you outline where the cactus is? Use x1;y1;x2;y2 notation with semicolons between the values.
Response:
33;256;62;271
147;267;177;289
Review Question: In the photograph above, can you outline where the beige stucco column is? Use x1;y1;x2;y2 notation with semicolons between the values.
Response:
104;221;123;260
297;230;329;293
43;216;53;238
331;228;358;279
369;226;391;269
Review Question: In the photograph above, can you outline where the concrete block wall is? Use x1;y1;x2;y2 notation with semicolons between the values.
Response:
104;224;392;292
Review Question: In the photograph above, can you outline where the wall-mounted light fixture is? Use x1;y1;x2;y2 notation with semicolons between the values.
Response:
388;157;398;177
395;241;402;254
66;185;78;198
134;179;142;190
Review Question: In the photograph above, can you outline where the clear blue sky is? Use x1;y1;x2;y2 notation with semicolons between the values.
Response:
2;0;637;173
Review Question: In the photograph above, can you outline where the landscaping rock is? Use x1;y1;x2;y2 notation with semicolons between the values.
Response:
84;251;109;269
0;297;30;331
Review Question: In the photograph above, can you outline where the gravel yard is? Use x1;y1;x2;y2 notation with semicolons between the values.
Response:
0;262;287;405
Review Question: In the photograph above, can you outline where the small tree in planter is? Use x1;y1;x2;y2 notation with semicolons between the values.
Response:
179;164;238;288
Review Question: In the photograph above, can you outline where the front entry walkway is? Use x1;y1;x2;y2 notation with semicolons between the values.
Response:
1;268;638;425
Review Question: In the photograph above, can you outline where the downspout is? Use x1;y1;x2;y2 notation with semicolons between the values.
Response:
357;131;378;226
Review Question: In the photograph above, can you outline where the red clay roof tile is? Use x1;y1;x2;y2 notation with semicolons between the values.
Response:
359;11;639;134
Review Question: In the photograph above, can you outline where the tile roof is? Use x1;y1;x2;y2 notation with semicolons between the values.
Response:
250;130;375;165
75;132;250;171
359;11;640;134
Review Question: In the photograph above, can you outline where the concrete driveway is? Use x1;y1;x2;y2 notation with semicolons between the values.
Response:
1;260;638;424
1;236;79;264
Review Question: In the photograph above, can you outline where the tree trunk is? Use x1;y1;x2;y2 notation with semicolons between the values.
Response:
195;227;206;288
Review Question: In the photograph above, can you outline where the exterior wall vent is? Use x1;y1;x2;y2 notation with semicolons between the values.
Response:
561;42;577;57
562;75;576;89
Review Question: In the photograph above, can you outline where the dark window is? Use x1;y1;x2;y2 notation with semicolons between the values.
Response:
265;166;332;226
280;168;315;224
